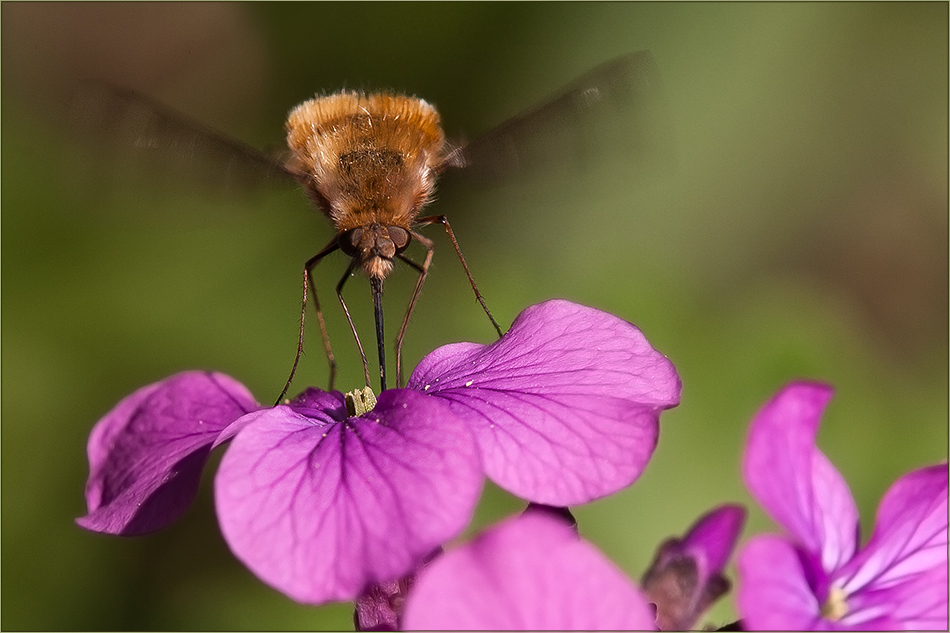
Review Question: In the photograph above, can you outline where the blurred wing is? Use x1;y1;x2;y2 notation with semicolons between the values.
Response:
68;80;303;195
442;51;672;182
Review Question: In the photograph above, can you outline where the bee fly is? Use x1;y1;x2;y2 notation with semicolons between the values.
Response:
71;52;666;401
282;91;500;397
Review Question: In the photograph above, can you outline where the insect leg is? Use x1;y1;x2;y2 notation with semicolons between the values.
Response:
395;241;433;388
336;259;372;388
414;214;504;338
276;238;339;405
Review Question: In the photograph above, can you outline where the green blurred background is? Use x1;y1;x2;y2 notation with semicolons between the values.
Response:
3;3;946;629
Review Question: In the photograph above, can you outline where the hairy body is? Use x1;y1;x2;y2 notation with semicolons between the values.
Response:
286;93;446;280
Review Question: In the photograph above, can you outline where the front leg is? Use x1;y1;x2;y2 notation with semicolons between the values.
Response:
414;214;504;338
276;238;339;404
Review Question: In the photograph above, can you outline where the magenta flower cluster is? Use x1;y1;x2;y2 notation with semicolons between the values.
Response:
79;300;681;605
79;300;948;630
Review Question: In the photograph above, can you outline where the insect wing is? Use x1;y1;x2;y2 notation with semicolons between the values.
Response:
443;51;671;182
69;80;301;196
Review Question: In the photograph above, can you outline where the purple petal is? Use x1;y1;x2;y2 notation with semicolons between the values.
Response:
403;511;655;630
742;382;859;571
214;388;482;604
845;563;948;630
77;371;258;535
408;299;680;506
681;503;747;580
737;535;826;630
642;504;746;630
835;464;948;629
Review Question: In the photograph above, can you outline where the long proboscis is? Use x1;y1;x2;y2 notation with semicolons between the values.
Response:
370;277;387;392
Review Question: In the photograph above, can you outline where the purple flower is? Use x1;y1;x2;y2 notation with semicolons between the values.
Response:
80;373;482;604
737;381;949;630
641;504;747;630
78;300;680;605
402;508;657;630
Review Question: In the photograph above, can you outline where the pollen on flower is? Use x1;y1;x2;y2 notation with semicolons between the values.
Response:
821;586;849;621
465;380;473;387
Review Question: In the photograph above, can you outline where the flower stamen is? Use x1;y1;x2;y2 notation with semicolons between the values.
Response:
821;586;849;621
346;386;378;416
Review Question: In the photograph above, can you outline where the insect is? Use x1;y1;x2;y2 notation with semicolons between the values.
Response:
71;51;666;400
280;91;502;397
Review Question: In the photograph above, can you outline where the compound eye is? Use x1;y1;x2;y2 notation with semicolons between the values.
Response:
388;226;410;252
339;228;362;257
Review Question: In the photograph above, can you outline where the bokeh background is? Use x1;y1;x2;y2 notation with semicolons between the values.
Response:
3;3;946;629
